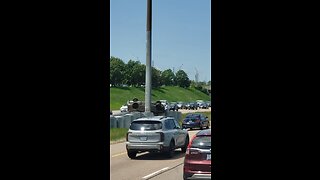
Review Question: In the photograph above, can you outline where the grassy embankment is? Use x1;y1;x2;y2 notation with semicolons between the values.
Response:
110;86;211;110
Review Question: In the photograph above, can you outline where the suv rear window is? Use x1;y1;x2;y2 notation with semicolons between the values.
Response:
130;121;162;131
191;136;211;149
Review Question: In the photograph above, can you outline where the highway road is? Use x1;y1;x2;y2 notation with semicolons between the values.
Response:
110;129;202;180
110;109;212;179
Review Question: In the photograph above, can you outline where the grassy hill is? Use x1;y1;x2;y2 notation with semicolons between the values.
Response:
110;86;211;110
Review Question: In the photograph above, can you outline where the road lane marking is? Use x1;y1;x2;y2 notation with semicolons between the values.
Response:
142;167;169;179
111;152;126;158
111;151;150;158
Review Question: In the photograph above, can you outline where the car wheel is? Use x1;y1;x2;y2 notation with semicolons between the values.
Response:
166;140;175;158
127;151;137;159
181;136;189;153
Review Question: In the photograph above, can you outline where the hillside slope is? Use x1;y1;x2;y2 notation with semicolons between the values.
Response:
110;86;211;110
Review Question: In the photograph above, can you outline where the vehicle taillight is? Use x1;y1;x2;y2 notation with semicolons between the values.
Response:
186;135;197;154
159;132;164;142
126;132;130;141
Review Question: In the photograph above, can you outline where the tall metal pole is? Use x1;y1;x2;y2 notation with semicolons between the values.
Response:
145;0;152;113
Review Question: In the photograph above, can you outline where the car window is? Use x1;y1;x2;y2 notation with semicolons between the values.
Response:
191;136;211;149
168;119;176;129
173;119;181;129
164;120;171;129
130;121;162;131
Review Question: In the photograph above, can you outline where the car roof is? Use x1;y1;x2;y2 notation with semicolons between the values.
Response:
196;129;211;136
133;116;172;122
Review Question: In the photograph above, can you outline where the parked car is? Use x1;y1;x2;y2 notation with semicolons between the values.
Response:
188;102;198;110
169;102;178;111
196;100;204;106
206;101;211;107
120;104;128;112
199;102;209;109
184;102;190;110
177;101;186;109
126;116;189;159
183;129;211;180
182;113;210;130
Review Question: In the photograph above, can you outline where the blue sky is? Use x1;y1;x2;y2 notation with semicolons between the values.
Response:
110;0;211;82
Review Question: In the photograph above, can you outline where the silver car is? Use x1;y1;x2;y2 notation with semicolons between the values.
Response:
126;116;189;159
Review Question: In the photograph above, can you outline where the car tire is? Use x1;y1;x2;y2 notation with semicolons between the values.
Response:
127;151;137;159
181;136;189;153
166;140;175;158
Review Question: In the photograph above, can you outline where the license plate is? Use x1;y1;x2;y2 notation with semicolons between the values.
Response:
207;154;211;160
140;137;147;141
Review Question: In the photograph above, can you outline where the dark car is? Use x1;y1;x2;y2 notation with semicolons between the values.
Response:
182;113;210;130
199;102;209;109
169;102;178;111
205;101;211;107
188;102;198;110
177;101;186;109
183;129;211;180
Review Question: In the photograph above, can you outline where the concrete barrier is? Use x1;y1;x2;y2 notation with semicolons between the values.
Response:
165;111;182;121
123;114;132;128
115;116;124;128
110;111;182;128
110;116;117;128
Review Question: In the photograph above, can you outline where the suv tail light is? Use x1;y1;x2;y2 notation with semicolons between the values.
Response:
186;135;197;154
159;132;164;142
186;148;200;155
126;132;130;141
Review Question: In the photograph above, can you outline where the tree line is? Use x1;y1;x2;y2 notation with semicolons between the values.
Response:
110;56;210;93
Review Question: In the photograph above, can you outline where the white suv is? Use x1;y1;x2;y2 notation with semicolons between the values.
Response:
126;116;189;159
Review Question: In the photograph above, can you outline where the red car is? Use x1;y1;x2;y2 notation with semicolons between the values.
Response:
183;129;211;179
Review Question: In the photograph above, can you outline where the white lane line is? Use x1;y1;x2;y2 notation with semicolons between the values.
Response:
111;152;126;158
142;167;169;179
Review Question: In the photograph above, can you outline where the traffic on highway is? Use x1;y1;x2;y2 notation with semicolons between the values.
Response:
110;104;212;180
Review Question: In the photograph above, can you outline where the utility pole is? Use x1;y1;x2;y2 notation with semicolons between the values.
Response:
145;0;152;114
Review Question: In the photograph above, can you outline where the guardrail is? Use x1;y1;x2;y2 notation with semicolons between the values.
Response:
109;111;182;128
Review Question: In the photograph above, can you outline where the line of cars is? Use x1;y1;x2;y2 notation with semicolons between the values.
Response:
125;113;211;179
119;99;211;112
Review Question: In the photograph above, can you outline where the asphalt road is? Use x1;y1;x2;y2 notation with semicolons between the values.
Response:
110;128;209;180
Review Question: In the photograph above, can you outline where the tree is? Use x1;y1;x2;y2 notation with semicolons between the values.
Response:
175;70;191;88
131;63;145;86
124;60;141;86
152;67;162;88
160;69;175;86
110;56;125;86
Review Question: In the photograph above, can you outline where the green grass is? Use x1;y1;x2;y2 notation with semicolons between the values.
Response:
110;128;128;141
110;86;211;110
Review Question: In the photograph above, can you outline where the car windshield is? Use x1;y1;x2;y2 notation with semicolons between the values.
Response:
191;136;211;149
130;121;162;131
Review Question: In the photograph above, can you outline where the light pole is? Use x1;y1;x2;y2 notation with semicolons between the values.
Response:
145;0;152;114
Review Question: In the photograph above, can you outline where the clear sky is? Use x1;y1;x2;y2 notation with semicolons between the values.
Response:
110;0;211;82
